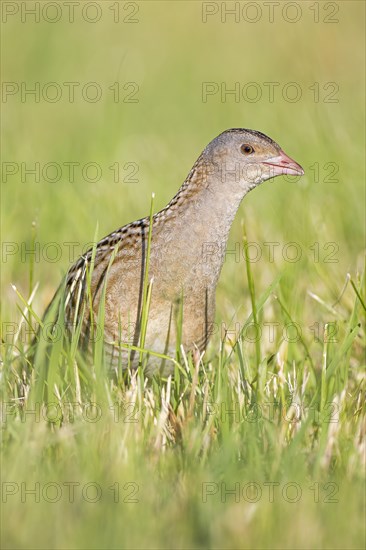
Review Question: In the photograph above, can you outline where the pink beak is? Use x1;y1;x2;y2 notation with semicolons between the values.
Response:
263;150;304;177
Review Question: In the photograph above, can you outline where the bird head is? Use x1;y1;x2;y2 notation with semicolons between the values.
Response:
203;128;304;191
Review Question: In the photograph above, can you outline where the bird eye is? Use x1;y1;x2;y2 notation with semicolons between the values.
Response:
241;144;254;155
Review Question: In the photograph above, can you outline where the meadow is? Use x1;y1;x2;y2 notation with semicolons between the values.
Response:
1;1;365;548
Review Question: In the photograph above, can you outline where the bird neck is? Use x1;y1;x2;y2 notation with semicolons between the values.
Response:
154;155;253;268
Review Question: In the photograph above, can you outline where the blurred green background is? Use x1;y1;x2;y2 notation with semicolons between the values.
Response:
1;2;365;549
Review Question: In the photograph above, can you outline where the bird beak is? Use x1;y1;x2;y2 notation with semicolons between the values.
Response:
262;150;304;177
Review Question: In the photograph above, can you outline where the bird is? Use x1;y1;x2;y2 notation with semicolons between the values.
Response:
43;128;304;376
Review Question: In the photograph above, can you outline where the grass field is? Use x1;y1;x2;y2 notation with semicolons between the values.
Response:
1;1;365;548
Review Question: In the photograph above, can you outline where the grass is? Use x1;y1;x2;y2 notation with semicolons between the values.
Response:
1;2;365;549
